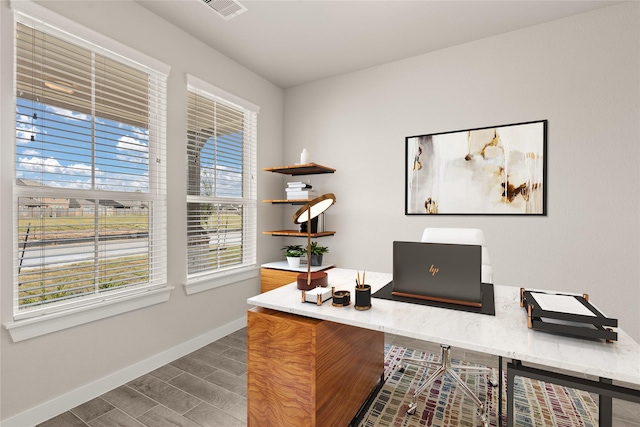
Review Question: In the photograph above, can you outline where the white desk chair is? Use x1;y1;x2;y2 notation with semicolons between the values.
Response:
400;228;497;426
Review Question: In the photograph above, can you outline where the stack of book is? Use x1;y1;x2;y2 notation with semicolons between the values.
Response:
286;181;317;200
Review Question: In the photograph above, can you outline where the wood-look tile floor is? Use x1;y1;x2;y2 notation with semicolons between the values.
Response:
38;329;640;427
38;329;249;427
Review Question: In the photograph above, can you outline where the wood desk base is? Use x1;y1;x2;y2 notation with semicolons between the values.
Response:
247;307;384;427
260;268;300;293
260;266;334;293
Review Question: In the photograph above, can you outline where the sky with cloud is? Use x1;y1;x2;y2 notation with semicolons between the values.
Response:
16;97;151;193
16;96;247;200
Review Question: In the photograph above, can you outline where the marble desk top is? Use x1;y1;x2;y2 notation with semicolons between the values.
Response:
247;268;640;385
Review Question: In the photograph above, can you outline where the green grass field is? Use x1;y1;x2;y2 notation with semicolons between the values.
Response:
18;213;244;307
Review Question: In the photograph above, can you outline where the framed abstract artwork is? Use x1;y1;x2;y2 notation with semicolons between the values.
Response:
405;120;547;215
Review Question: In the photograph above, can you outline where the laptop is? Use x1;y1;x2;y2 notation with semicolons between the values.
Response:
391;241;483;308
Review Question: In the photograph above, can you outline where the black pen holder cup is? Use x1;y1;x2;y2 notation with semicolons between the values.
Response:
354;285;372;311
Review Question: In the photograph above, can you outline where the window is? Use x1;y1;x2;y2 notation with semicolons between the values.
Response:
9;3;170;336
186;75;258;292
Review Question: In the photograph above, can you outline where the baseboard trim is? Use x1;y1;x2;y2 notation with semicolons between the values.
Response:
1;316;247;427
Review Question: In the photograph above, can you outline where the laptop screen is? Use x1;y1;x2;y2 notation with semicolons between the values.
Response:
391;241;483;307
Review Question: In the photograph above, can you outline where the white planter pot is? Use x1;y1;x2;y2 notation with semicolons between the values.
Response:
286;256;301;269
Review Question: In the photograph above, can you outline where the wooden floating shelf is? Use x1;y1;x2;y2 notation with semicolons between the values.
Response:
263;230;336;237
263;163;336;175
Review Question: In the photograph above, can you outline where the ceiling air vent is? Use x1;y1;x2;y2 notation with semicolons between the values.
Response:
202;0;247;21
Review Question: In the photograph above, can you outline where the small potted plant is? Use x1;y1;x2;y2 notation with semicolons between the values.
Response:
282;244;305;268
308;241;329;266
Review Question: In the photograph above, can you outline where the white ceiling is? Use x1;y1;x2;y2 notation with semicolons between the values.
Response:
137;0;621;89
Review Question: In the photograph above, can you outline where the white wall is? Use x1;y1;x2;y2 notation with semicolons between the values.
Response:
284;2;640;342
0;0;284;423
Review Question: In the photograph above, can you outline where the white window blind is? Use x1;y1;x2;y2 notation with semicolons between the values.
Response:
186;75;258;283
13;9;168;320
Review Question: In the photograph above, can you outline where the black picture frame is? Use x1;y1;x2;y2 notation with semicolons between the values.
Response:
405;120;547;215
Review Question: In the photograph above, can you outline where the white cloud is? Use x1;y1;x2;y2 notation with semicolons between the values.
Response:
46;179;92;190
116;135;149;164
18;156;150;192
18;157;64;174
95;174;149;192
18;157;92;176
66;163;93;176
119;122;149;142
117;135;148;153
16;113;43;144
45;105;91;122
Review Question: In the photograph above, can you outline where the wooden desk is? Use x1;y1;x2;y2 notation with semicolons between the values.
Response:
260;261;335;293
248;269;640;427
247;307;383;426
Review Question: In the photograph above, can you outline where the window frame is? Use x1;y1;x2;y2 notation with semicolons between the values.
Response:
4;0;172;342
184;74;259;295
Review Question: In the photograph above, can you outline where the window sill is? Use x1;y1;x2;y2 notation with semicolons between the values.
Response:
3;286;174;342
184;267;258;295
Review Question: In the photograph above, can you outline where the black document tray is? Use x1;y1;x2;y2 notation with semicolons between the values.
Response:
520;288;618;342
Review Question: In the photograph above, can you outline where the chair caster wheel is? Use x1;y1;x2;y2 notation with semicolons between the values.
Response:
398;367;405;373
478;406;488;427
406;403;417;415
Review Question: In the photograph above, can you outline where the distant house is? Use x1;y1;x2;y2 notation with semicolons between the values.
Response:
17;179;145;212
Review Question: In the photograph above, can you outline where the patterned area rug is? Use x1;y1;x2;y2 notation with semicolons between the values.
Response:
357;345;599;427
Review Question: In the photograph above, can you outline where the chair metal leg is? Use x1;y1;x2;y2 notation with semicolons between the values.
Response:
448;369;489;427
399;359;438;370
406;365;447;415
399;344;492;426
455;365;499;387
